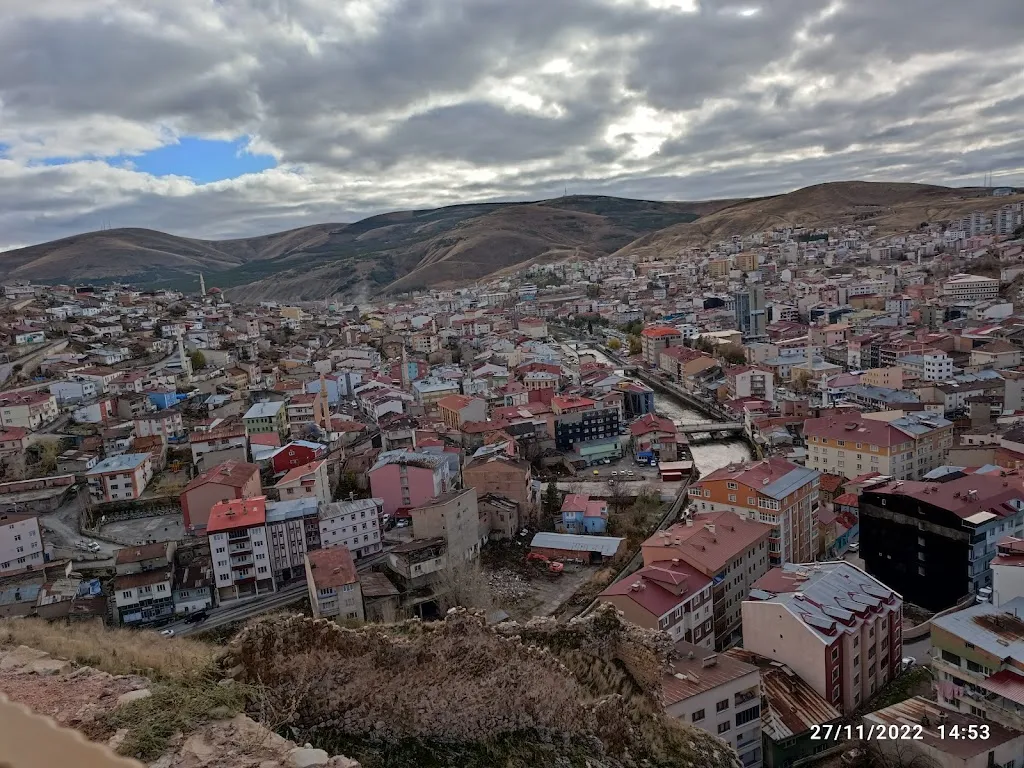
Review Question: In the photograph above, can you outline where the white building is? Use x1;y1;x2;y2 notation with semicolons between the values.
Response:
318;497;384;559
0;513;44;574
662;643;763;768
207;497;276;602
942;274;999;302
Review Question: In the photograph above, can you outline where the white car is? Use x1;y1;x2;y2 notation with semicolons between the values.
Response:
901;657;916;671
160;629;175;638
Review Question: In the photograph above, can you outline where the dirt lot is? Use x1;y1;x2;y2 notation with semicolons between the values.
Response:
99;512;184;546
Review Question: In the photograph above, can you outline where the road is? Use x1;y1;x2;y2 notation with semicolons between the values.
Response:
166;551;390;637
38;487;120;564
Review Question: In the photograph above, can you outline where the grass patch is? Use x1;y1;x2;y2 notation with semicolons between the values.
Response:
103;680;248;761
0;618;217;680
862;667;932;712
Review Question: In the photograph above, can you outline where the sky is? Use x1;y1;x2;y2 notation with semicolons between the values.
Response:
2;0;1024;251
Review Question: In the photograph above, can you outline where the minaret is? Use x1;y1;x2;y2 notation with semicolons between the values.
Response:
318;371;331;431
199;273;206;298
177;333;193;380
400;345;411;391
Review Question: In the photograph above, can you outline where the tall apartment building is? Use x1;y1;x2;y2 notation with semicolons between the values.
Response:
318;497;384;559
550;395;621;464
85;453;154;504
743;561;903;714
640;326;683;365
112;542;176;626
643;511;772;649
734;283;766;340
411;487;485;565
264;496;321;581
803;411;953;481
0;513;43;575
599;561;714;647
368;450;454;516
662;644;763;768
859;473;1024;611
207;497;276;602
687;458;820;567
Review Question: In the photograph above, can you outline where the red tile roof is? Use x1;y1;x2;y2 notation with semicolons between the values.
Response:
641;326;682;338
600;560;711;618
306;546;359;590
207;496;267;533
276;460;324;486
183;460;260;491
629;413;677;437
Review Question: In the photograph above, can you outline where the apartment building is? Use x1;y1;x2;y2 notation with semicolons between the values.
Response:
368;450;454;516
687;458;820;567
189;424;248;469
112;542;176;626
0;392;58;430
743;561;903;714
180;459;262;532
803;411;953;481
725;366;775;404
599;561;714;648
243;400;288;439
207;497;276;602
85;453;154;504
411;487;485;564
897;351;953;382
462;452;533;511
318;497;384;559
0;513;43;575
643;511;772;649
265;496;321;581
657;347;719;389
859;473;1024;611
942;274;999;302
284;392;325;438
274;459;331;504
133;409;184;441
305;545;364;621
550;395;621;464
436;394;487;430
662;644;762;768
629;413;681;462
640;326;683;366
930;597;1024;731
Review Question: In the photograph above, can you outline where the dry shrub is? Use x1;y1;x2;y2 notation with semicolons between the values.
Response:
0;618;217;680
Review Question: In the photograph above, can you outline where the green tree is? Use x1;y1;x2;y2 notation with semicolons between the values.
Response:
189;350;207;369
628;335;642;356
607;338;622;351
719;344;746;365
542;479;562;518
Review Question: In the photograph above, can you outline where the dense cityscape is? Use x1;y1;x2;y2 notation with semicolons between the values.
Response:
3;192;1024;766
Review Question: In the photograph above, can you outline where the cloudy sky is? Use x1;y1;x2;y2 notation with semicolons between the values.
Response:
3;0;1024;250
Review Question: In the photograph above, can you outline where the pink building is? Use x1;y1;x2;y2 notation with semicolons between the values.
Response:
274;459;331;504
742;561;902;714
180;460;262;532
368;450;453;516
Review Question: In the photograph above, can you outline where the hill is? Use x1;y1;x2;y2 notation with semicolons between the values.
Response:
615;181;1023;258
3;181;1019;301
0;196;717;302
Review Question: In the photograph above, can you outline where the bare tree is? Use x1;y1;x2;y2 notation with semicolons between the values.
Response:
855;741;939;768
435;561;494;613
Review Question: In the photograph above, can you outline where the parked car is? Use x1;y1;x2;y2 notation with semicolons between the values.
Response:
977;587;993;604
159;629;175;638
848;542;860;553
901;657;916;672
185;611;208;624
396;518;411;528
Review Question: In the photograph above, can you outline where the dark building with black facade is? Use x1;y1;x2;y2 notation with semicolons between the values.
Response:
552;399;620;453
859;473;1024;612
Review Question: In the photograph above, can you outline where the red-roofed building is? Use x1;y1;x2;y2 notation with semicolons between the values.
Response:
551;395;596;415
0;426;29;458
304;546;363;621
271;441;328;474
207;496;275;601
629;413;680;461
640;325;682;365
180;460;262;532
599;560;713;647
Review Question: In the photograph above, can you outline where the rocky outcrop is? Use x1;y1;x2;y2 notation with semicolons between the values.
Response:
0;643;361;768
222;605;740;768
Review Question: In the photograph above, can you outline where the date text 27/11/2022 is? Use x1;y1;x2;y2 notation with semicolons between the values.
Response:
811;724;993;741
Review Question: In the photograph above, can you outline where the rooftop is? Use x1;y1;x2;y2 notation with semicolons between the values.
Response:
306;546;359;590
183;459;260;491
643;511;773;575
207;496;268;533
114;542;168;565
85;453;151;475
932;596;1024;659
748;561;901;643
243;400;284;419
699;457;818;501
601;561;712;623
862;473;1024;522
530;532;624;557
661;641;758;707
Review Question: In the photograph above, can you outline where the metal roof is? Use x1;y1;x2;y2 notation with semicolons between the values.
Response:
265;496;320;523
762;465;820;501
530;532;624;556
85;452;151;474
932;596;1024;659
244;400;284;418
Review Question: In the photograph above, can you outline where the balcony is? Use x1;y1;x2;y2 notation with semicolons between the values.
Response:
230;554;254;568
229;541;251;553
735;688;758;707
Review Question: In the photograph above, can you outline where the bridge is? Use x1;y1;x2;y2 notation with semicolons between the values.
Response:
677;421;744;436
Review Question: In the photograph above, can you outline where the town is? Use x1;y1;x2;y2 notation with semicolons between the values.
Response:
6;194;1024;768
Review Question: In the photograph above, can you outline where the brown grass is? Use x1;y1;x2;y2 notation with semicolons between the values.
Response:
0;618;217;680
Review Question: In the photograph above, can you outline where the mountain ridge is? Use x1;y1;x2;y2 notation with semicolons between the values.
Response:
2;182;1016;301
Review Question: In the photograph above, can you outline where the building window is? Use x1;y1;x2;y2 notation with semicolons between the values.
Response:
692;709;705;723
941;650;961;666
716;699;729;713
717;721;731;734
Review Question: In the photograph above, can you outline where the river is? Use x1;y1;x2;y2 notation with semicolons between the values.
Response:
569;342;753;477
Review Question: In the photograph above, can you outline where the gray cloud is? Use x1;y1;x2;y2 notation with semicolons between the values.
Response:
1;0;1024;252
